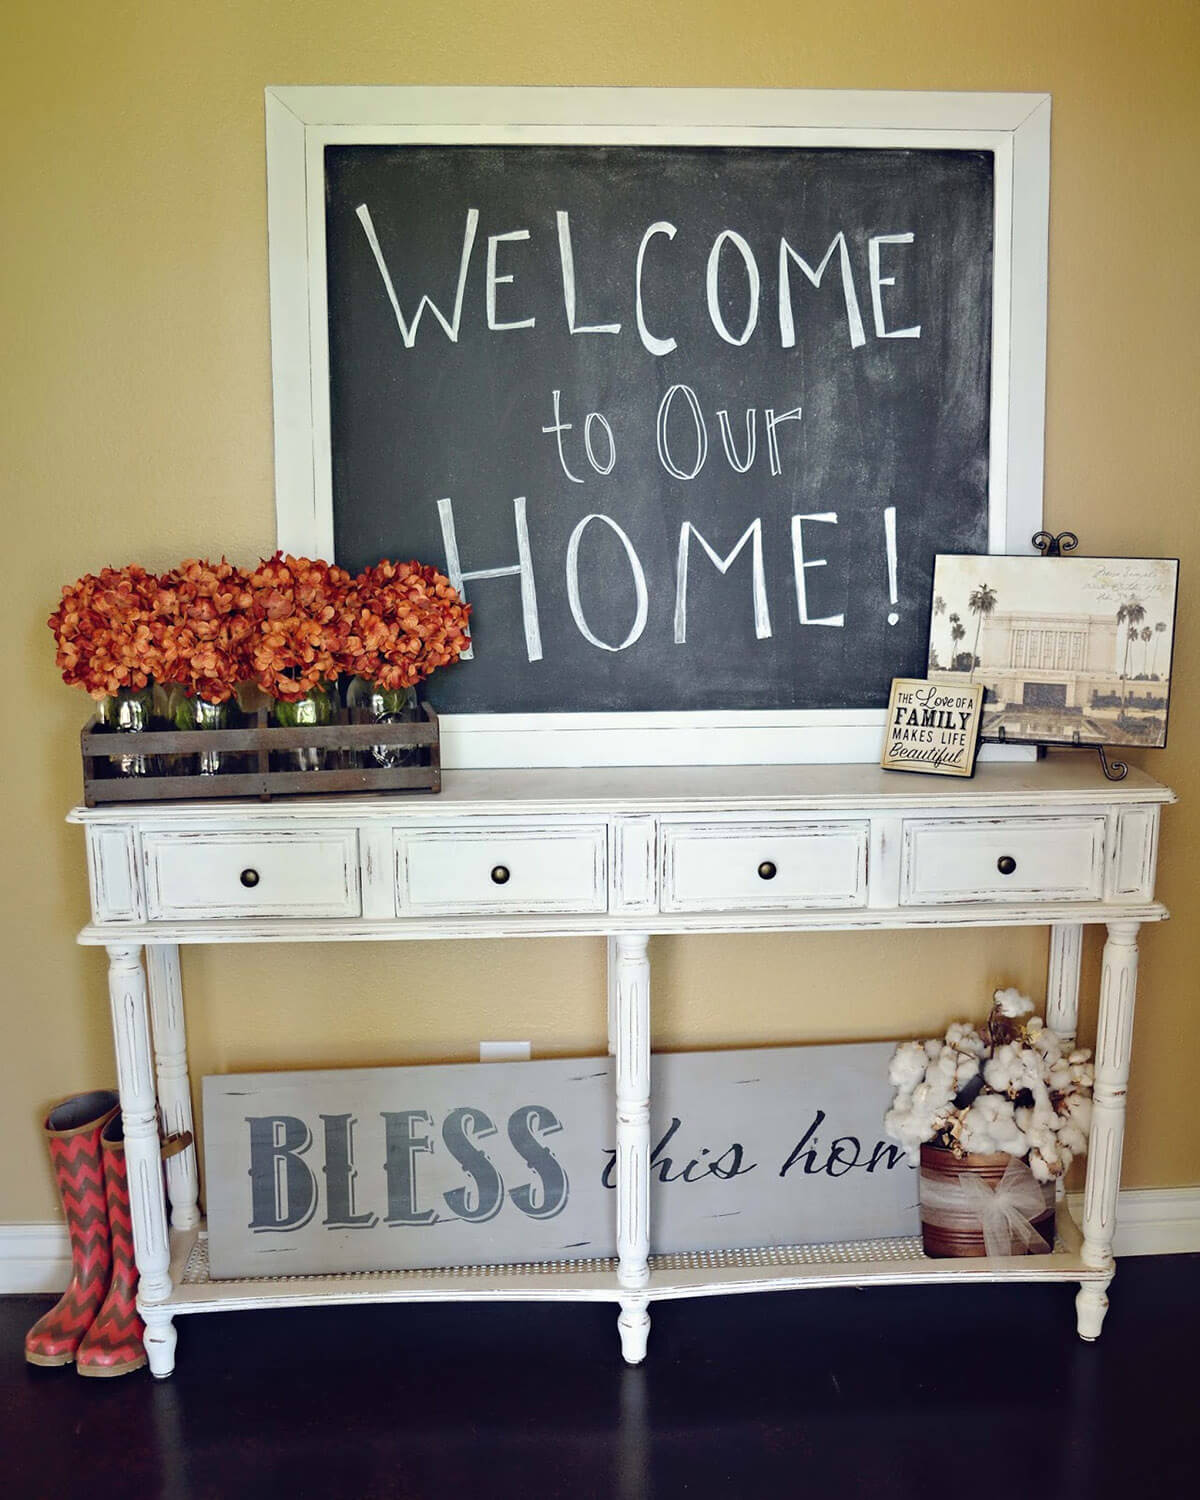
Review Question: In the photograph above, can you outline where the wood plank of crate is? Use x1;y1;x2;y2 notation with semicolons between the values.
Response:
80;703;441;804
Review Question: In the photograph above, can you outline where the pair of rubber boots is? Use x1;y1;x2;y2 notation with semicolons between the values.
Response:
24;1091;146;1377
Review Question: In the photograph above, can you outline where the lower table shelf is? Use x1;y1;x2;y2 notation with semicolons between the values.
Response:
161;1204;1104;1318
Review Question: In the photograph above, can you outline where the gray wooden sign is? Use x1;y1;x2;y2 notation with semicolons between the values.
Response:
202;1043;918;1279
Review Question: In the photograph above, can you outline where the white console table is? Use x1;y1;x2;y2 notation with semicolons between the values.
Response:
70;759;1173;1377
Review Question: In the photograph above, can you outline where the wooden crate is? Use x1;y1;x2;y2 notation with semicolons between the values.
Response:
81;703;441;805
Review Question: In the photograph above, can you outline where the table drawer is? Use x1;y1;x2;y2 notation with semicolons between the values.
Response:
661;821;869;912
400;825;608;915
900;816;1106;905
143;830;362;920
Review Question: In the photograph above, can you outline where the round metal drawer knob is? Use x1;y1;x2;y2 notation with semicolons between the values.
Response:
239;868;260;888
490;865;511;885
758;860;777;881
997;855;1017;876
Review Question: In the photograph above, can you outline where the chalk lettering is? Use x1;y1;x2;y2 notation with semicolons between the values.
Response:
868;233;921;339
485;229;535;331
657;384;708;480
706;230;761;346
356;203;478;346
778;232;867;349
541;389;584;485
716;408;757;473
635;221;678;356
437;495;543;662
566;514;649;652
791;514;844;627
556;211;621;335
675;519;772;643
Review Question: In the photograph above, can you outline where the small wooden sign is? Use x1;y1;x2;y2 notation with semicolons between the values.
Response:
881;677;984;777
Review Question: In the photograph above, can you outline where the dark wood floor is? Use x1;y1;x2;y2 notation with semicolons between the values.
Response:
3;1256;1198;1499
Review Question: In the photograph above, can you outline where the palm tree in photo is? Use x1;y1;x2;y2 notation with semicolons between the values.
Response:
1125;626;1140;703
932;594;946;667
967;583;997;680
1151;620;1167;679
949;612;965;669
1140;625;1152;676
1116;598;1145;702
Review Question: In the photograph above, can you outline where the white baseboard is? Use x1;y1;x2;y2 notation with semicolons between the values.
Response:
2;1188;1198;1294
1066;1186;1200;1258
0;1224;73;1294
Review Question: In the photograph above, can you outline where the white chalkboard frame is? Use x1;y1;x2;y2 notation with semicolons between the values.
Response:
265;86;1049;769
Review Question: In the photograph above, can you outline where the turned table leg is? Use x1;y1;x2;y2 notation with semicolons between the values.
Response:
606;935;619;1057
1076;919;1140;1341
146;944;200;1231
106;944;177;1377
1046;922;1083;1047
1047;923;1084;1203
613;932;651;1363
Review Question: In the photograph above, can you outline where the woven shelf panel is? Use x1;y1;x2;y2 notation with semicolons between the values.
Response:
181;1233;934;1287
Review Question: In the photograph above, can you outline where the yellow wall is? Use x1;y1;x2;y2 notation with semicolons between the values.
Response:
2;1;1198;1222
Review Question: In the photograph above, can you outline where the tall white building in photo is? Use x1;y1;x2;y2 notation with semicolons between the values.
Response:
977;610;1121;709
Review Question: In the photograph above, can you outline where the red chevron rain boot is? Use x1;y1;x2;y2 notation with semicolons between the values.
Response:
24;1091;119;1367
77;1113;147;1377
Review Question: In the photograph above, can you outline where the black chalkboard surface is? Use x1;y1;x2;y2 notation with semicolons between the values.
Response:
325;144;993;714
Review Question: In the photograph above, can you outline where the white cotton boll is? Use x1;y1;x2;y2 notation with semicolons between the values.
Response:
1026;1121;1062;1176
1070;1062;1095;1091
975;1094;1009;1125
994;987;1034;1019
1059;1094;1092;1136
955;1056;980;1089
1026;1016;1044;1038
1017;1042;1048;1082
945;1022;985;1057
928;1054;959;1095
962;1094;1026;1159
924;1039;943;1061
1032;1028;1062;1065
1047;1059;1072;1090
994;1117;1030;1158
912;1077;956;1121
1069;1048;1092;1066
1028;1152;1055;1183
884;1105;926;1160
984;1046;1024;1095
1058;1122;1088;1158
1028;1097;1057;1132
889;1041;929;1093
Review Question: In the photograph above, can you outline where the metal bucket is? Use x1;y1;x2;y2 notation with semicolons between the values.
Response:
919;1144;1055;1258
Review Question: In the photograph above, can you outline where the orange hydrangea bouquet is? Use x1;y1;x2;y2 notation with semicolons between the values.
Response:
48;553;471;709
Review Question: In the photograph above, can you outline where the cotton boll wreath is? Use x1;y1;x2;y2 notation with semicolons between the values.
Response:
885;989;1095;1258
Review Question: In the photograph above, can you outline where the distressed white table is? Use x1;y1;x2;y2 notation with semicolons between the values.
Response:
70;760;1173;1377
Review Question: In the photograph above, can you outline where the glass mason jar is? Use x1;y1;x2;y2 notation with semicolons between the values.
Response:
346;677;420;767
169;688;232;776
98;684;162;777
272;685;334;771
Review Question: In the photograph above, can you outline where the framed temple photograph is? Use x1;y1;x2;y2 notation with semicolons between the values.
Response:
927;554;1179;750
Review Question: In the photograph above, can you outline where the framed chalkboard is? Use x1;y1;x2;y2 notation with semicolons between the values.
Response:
266;88;1049;767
